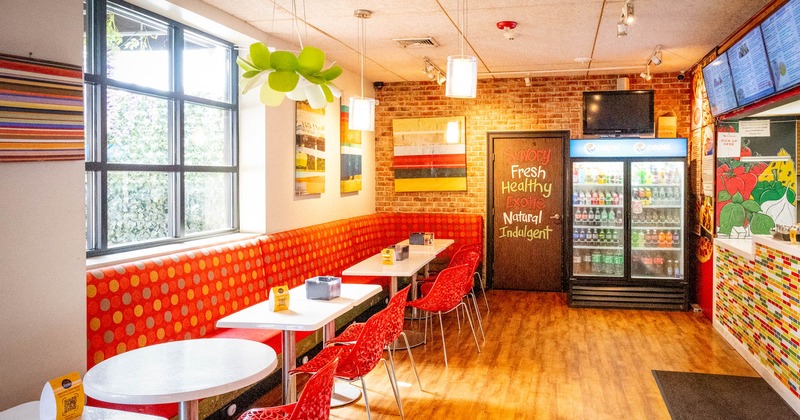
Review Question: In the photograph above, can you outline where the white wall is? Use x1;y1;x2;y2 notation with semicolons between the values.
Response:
0;0;86;409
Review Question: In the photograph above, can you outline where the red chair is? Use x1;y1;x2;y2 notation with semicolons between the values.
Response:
239;353;340;420
420;249;485;342
408;264;481;367
458;243;489;313
327;286;423;389
291;307;403;420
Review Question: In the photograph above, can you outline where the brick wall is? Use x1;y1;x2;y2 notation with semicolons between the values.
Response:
374;72;692;217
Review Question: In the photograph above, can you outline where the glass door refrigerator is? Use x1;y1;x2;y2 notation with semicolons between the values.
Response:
568;138;688;310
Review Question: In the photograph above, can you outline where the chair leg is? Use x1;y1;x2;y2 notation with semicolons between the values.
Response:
400;331;423;390
470;292;486;343
460;302;481;354
476;271;489;313
438;311;448;368
380;359;405;419
386;344;402;398
360;376;372;420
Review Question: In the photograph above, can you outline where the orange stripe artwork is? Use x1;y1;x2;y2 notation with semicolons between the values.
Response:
0;53;84;162
391;116;467;192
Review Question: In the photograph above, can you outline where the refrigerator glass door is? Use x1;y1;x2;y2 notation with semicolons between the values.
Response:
572;161;625;278
630;161;684;279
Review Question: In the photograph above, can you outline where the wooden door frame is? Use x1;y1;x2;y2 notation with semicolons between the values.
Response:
485;130;571;290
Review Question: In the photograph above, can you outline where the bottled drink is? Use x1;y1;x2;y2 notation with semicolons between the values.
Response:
591;229;598;243
659;210;667;226
673;187;681;202
674;260;681;278
573;251;583;273
614;253;624;275
653;187;662;204
647;230;656;247
591;191;599;205
592;251;602;273
598;229;606;243
658;230;667;247
667;260;674;277
654;257;664;276
608;209;616;225
573;228;579;242
573;192;579;205
579;229;587;242
644;187;652;204
612;229;619;244
638;187;646;200
605;191;612;205
600;208;609;225
632;187;640;202
665;186;673;203
579;191;586;205
588;208;595;225
604;251;614;274
672;230;680;247
612;192;620;205
631;230;639;247
581;208;588;222
583;252;592;273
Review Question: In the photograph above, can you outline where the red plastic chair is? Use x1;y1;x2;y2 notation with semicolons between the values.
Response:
291;307;404;420
459;243;489;313
408;264;481;367
326;286;423;390
239;353;340;420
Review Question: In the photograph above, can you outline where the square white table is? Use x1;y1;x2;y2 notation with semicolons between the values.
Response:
83;338;277;420
0;401;167;420
216;283;381;405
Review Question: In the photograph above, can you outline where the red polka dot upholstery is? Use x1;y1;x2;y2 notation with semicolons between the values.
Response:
84;212;482;418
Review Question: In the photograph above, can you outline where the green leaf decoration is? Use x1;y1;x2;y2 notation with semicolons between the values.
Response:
319;66;343;81
259;83;285;106
718;190;732;202
270;51;299;72
298;46;325;74
742;200;761;213
750;213;776;234
237;56;260;73
242;70;260;79
731;192;744;204
268;71;300;92
320;84;333;102
250;42;271;69
720;202;745;232
241;70;270;95
306;85;327;109
304;74;326;85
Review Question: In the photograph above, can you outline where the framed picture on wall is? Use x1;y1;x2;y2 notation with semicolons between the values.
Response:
391;116;467;192
295;100;326;196
340;104;362;193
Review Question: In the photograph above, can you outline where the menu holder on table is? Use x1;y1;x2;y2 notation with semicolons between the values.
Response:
409;232;435;246
381;248;396;265
268;285;290;311
394;244;409;261
40;372;84;420
305;276;341;300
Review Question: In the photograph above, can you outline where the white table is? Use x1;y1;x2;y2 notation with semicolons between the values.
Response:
0;402;167;420
83;338;277;420
216;283;381;405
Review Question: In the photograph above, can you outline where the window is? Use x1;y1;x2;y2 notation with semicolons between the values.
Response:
84;0;238;256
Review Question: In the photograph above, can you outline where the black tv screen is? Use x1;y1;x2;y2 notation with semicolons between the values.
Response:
582;90;654;136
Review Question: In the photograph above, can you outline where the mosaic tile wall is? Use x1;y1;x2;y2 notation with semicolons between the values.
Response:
716;244;800;399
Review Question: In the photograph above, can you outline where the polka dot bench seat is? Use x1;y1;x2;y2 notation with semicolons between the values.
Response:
85;212;483;418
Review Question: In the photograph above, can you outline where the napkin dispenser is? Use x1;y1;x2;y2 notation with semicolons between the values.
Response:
305;276;341;300
394;244;409;261
410;232;434;246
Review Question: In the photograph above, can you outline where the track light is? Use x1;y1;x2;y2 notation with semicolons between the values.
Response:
624;0;634;25
649;45;662;66
422;56;447;85
524;76;531;87
617;21;628;37
640;64;652;81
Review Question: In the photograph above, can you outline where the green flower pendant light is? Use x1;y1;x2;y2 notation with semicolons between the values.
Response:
237;42;343;109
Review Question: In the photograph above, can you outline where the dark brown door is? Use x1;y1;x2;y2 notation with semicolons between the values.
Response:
488;131;567;291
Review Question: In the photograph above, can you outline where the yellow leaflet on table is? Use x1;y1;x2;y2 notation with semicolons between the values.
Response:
269;285;290;312
381;248;395;265
43;372;84;420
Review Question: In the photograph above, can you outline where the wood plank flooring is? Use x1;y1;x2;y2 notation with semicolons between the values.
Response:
247;290;756;419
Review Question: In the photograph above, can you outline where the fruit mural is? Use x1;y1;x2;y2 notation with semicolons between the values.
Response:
715;123;797;237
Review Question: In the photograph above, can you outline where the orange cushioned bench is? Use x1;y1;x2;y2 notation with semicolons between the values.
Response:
85;212;482;418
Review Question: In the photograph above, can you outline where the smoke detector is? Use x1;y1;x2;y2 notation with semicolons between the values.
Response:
496;21;517;40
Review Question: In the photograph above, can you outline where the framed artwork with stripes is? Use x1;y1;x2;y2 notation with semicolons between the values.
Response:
0;53;84;162
392;116;466;192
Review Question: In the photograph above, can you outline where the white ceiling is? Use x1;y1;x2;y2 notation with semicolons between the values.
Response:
199;0;772;83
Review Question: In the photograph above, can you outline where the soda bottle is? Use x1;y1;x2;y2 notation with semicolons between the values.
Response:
667;260;674;276
588;208;595;225
600;208;609;225
653;187;661;204
583;251;592;273
604;251;614;274
674;260;681;278
592;251;601;273
644;187;652;205
654;257;664;276
591;229;598;243
672;230;680;247
639;230;646;247
591;190;598;205
612;229;619;244
579;229;587;242
574;251;583;273
605;191;612;205
614;253;624;275
665;186;673;203
598;229;606;243
581;208;588;222
659;210;667;226
612;192;619;205
658;230;667;247
608;209;616;225
632;187;639;202
578;191;586;205
573;228;579;242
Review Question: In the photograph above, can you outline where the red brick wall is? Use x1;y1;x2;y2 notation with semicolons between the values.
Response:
374;72;692;217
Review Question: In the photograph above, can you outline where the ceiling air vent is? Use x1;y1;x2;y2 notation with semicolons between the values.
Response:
393;37;440;48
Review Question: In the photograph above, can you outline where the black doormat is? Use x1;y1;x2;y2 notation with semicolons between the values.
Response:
652;370;800;420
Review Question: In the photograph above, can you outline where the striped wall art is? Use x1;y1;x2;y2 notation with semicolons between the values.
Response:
0;53;84;162
392;116;466;192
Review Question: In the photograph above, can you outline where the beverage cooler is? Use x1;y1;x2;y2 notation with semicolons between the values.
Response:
568;138;688;310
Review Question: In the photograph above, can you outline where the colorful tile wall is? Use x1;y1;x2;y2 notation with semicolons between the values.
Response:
716;244;800;398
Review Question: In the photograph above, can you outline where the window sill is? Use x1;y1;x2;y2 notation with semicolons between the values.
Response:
86;232;264;270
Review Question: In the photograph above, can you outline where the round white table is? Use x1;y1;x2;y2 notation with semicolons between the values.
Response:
83;338;277;420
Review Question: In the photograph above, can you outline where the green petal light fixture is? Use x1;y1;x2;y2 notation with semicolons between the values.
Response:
237;42;343;109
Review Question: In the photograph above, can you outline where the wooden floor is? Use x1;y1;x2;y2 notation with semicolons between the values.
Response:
248;290;757;419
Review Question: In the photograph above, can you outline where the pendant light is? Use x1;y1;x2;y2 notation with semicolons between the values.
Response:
349;9;375;131
446;0;477;98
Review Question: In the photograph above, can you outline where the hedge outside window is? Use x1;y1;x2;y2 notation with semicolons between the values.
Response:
84;0;238;256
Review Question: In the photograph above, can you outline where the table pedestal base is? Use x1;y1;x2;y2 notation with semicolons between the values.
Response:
331;381;362;407
390;330;425;350
179;400;198;420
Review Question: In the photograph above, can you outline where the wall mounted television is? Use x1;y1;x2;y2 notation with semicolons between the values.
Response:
582;90;654;136
702;51;739;116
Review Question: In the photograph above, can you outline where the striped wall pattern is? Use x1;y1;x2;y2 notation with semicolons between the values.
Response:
716;244;800;399
0;54;84;162
392;116;467;192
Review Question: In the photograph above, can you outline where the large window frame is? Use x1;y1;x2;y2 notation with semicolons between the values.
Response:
85;0;239;257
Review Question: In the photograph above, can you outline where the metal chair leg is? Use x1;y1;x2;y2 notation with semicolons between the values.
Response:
460;302;481;353
400;331;423;390
438;311;448;367
470;292;485;342
380;359;404;419
360;376;372;420
475;271;489;313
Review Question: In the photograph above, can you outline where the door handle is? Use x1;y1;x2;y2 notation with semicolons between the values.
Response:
550;214;561;220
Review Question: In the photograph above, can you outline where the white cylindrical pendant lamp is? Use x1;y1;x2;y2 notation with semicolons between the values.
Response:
348;96;375;131
445;55;477;98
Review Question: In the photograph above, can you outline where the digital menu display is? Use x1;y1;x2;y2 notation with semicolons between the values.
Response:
702;52;738;116
761;0;800;92
727;26;776;106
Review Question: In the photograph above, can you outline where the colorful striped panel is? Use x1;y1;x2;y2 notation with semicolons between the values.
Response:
0;54;84;162
392;117;467;192
392;153;466;169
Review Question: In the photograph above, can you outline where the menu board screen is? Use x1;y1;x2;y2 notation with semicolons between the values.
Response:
761;0;800;92
702;52;738;116
727;26;776;106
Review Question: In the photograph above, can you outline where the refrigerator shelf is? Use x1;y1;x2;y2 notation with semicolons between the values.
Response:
573;204;624;208
574;245;624;250
631;225;681;229
631;183;682;187
574;224;623;229
574;183;624;187
633;204;682;209
632;246;681;251
633;276;685;280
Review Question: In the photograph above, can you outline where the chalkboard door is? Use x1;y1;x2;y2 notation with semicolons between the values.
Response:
488;131;567;291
